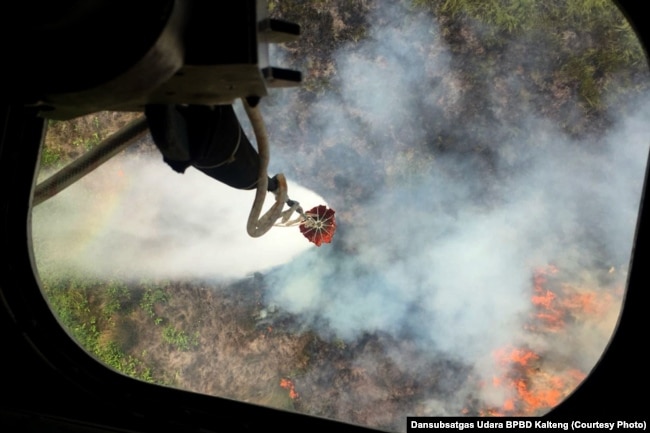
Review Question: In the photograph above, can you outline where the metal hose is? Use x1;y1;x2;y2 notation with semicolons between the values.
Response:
242;98;288;237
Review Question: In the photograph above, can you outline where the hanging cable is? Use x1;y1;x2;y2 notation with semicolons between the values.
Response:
242;97;289;237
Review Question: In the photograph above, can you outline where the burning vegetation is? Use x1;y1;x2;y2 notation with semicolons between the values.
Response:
280;377;299;400
473;265;623;416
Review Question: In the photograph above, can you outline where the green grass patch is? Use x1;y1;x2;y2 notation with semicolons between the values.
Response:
162;325;200;351
41;276;160;383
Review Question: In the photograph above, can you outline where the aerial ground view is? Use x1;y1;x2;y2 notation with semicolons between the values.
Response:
32;1;648;431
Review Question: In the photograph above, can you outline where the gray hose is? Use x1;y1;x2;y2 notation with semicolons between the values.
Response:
242;98;288;237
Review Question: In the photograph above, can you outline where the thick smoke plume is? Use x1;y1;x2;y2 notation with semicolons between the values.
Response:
32;154;324;280
260;0;648;416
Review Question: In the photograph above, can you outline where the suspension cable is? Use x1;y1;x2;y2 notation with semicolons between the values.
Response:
242;97;289;237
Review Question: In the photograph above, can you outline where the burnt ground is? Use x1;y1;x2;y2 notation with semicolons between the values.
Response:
102;277;471;431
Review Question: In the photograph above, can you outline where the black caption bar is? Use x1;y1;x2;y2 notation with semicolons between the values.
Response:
407;417;647;432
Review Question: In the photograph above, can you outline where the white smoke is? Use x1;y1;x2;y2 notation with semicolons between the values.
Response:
261;0;649;415
32;154;324;281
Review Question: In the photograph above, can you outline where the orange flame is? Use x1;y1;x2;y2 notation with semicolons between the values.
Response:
528;266;615;333
530;266;566;332
479;264;615;416
487;345;585;415
280;378;299;399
